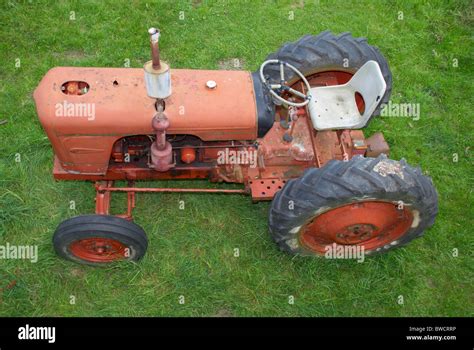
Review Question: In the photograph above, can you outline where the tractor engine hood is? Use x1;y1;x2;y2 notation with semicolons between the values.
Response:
34;67;258;142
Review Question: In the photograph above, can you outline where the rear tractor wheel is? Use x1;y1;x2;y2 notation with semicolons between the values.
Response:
268;155;438;257
262;31;392;124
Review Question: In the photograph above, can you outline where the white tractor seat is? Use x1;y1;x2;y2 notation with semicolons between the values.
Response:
307;60;386;130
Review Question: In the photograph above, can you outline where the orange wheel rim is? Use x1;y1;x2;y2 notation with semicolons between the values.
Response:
299;201;414;254
69;237;128;263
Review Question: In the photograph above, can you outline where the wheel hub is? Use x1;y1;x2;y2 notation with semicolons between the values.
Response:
69;237;128;263
300;201;414;254
336;223;377;243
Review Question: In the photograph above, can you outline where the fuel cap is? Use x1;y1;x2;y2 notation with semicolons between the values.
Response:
206;80;217;89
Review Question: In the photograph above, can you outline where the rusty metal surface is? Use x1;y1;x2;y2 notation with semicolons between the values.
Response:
53;156;211;180
313;130;339;166
94;180;246;221
148;28;161;70
95;181;135;220
257;118;315;166
249;178;286;201
150;108;174;171
99;186;248;194
349;130;368;156
39;63;387;202
34;67;257;174
366;132;390;157
300;201;413;254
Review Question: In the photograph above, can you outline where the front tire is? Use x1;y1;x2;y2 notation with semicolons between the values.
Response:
53;215;148;266
268;155;438;256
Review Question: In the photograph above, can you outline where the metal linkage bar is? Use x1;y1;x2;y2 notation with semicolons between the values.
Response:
94;181;247;221
101;187;248;194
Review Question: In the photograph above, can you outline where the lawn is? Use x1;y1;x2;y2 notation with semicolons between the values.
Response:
0;0;472;317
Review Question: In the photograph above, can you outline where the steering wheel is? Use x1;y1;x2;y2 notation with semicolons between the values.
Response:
259;59;312;107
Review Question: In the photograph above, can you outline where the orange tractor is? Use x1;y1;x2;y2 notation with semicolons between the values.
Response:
34;29;438;265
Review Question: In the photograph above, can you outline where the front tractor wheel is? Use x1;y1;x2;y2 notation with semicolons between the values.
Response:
268;155;438;257
53;215;148;266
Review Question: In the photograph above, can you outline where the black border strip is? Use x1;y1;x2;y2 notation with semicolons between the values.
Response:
0;317;471;346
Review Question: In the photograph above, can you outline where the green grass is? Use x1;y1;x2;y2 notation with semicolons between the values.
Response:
0;0;473;316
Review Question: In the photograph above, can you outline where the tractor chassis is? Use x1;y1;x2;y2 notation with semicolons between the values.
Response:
89;124;389;221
